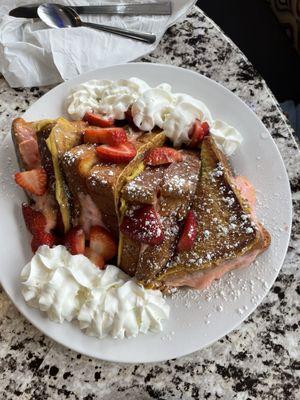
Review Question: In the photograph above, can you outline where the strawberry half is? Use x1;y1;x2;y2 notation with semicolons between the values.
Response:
85;247;106;269
84;127;127;146
83;112;114;127
89;225;117;261
144;147;183;166
120;205;164;246
22;203;47;235
14;168;47;196
189;120;210;148
96;142;137;164
64;227;85;255
176;210;198;252
201;121;210;136
31;231;56;253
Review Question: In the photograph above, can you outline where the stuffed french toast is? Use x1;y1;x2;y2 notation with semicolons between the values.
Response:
12;77;271;290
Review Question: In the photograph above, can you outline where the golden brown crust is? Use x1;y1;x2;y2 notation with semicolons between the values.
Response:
118;238;140;276
119;151;201;283
154;136;271;284
258;223;272;251
61;129;166;237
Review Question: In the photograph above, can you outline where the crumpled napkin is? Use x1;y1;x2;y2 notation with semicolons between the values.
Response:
0;0;170;87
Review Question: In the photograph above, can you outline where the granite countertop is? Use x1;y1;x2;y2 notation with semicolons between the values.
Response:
1;6;299;400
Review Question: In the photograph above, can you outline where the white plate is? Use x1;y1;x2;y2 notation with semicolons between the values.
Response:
0;63;292;363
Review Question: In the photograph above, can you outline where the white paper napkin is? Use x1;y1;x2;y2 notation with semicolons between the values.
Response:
0;0;170;87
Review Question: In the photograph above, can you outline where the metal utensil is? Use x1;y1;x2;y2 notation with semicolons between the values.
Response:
37;3;156;43
9;2;172;19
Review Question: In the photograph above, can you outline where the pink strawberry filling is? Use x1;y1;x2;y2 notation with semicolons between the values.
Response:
234;176;256;211
19;139;40;170
78;193;104;235
163;175;269;290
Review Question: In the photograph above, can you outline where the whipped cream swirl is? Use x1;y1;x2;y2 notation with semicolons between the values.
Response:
210;120;243;156
66;77;243;154
66;78;149;121
21;245;170;339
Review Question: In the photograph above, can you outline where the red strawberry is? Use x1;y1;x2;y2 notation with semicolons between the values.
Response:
84;127;127;146
64;227;85;255
83;112;114;127
189;120;210;148
201;121;210;136
15;168;47;196
89;226;117;261
176;210;198;252
144;147;183;166
22;203;47;235
96;142;137;164
120;205;164;245
85;247;106;269
31;231;56;253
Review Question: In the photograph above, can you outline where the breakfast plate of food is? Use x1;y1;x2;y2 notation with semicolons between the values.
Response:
0;63;292;363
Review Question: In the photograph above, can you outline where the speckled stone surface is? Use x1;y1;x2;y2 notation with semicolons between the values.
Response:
1;6;299;400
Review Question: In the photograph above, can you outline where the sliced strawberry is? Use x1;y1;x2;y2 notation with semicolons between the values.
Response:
96;142;137;164
176;210;198;252
22;203;47;235
120;205;164;246
201;121;210;136
84;127;127;146
144;147;183;166
14;168;47;196
189;120;210;148
31;231;56;253
85;247;106;269
89;225;117;261
83;112;114;127
64;227;85;255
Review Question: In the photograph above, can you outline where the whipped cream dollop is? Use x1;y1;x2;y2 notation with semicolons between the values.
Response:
66;78;243;154
210;120;243;156
67;78;149;121
21;245;170;339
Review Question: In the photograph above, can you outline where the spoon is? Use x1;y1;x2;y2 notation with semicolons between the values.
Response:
37;3;156;44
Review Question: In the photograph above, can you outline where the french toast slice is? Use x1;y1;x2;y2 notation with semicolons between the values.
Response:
61;128;166;237
60;144;101;235
154;136;271;289
118;150;201;280
12;118;85;232
12;118;57;231
12;118;54;172
43;118;86;232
